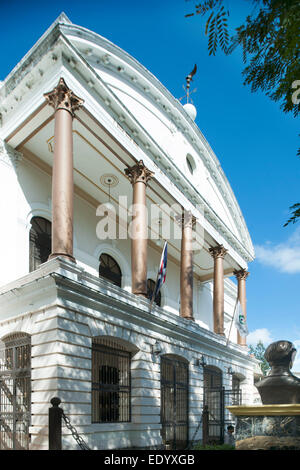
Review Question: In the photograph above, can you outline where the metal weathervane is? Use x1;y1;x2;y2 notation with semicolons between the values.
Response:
179;64;197;104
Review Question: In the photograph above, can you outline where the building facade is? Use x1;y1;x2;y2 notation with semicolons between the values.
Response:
0;14;257;450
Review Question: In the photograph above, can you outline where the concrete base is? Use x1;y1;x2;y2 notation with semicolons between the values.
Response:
227;405;300;451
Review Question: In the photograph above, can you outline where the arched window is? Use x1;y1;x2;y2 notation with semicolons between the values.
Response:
147;279;161;307
204;366;222;389
232;375;241;391
29;217;51;272
99;253;122;287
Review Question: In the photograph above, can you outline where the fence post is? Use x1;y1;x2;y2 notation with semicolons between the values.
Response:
49;397;63;450
202;404;209;447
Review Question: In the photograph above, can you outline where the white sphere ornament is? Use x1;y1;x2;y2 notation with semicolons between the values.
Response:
183;103;197;121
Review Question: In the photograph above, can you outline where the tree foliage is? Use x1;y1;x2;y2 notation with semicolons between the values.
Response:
186;0;300;225
249;340;271;376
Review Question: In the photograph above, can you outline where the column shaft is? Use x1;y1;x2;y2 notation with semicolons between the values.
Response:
50;108;74;261
125;160;153;296
234;269;249;346
131;179;148;295
44;78;83;263
209;245;228;335
180;212;194;320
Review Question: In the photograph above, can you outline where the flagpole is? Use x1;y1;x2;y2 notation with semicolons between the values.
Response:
149;271;158;313
149;276;158;313
226;295;239;347
149;240;166;313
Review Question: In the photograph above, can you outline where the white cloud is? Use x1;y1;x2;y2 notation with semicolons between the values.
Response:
292;340;300;372
247;328;273;346
255;226;300;274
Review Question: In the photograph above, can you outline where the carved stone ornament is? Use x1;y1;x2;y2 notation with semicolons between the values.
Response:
209;244;228;259
175;210;196;228
234;268;250;281
44;77;84;118
0;139;22;169
124;160;154;185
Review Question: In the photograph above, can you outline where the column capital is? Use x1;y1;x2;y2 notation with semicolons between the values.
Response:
175;210;196;228
44;77;84;118
234;268;250;281
209;244;228;260
124;160;154;185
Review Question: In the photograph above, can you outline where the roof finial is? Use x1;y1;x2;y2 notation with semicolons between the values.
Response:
179;64;197;104
179;65;198;121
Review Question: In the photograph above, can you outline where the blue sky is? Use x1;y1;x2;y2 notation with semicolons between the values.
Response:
1;1;299;367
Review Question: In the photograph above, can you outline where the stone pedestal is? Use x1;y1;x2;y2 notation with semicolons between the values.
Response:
227;405;300;450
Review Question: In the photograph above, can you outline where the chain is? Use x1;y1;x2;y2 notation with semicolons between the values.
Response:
186;413;203;450
62;411;90;450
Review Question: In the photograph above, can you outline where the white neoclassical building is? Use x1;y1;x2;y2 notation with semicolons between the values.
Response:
0;13;258;450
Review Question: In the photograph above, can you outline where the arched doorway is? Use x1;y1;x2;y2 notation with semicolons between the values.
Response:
0;333;31;450
161;355;189;450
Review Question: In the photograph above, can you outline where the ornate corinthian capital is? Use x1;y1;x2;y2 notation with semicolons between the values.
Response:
209;244;228;259
124;160;154;185
44;77;84;117
234;268;249;281
175;210;196;228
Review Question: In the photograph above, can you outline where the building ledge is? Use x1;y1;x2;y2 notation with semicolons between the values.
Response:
0;257;253;363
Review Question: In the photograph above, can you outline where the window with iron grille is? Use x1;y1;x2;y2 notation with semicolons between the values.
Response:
204;366;222;388
147;279;161;307
29;217;51;272
99;254;122;287
0;333;31;450
232;375;241;391
92;338;131;423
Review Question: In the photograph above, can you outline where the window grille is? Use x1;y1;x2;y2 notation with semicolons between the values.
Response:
0;333;31;450
92;338;131;423
161;356;189;449
29;217;51;272
204;367;222;389
99;254;122;287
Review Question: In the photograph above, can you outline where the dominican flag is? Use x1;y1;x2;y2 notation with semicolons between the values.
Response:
152;241;168;303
